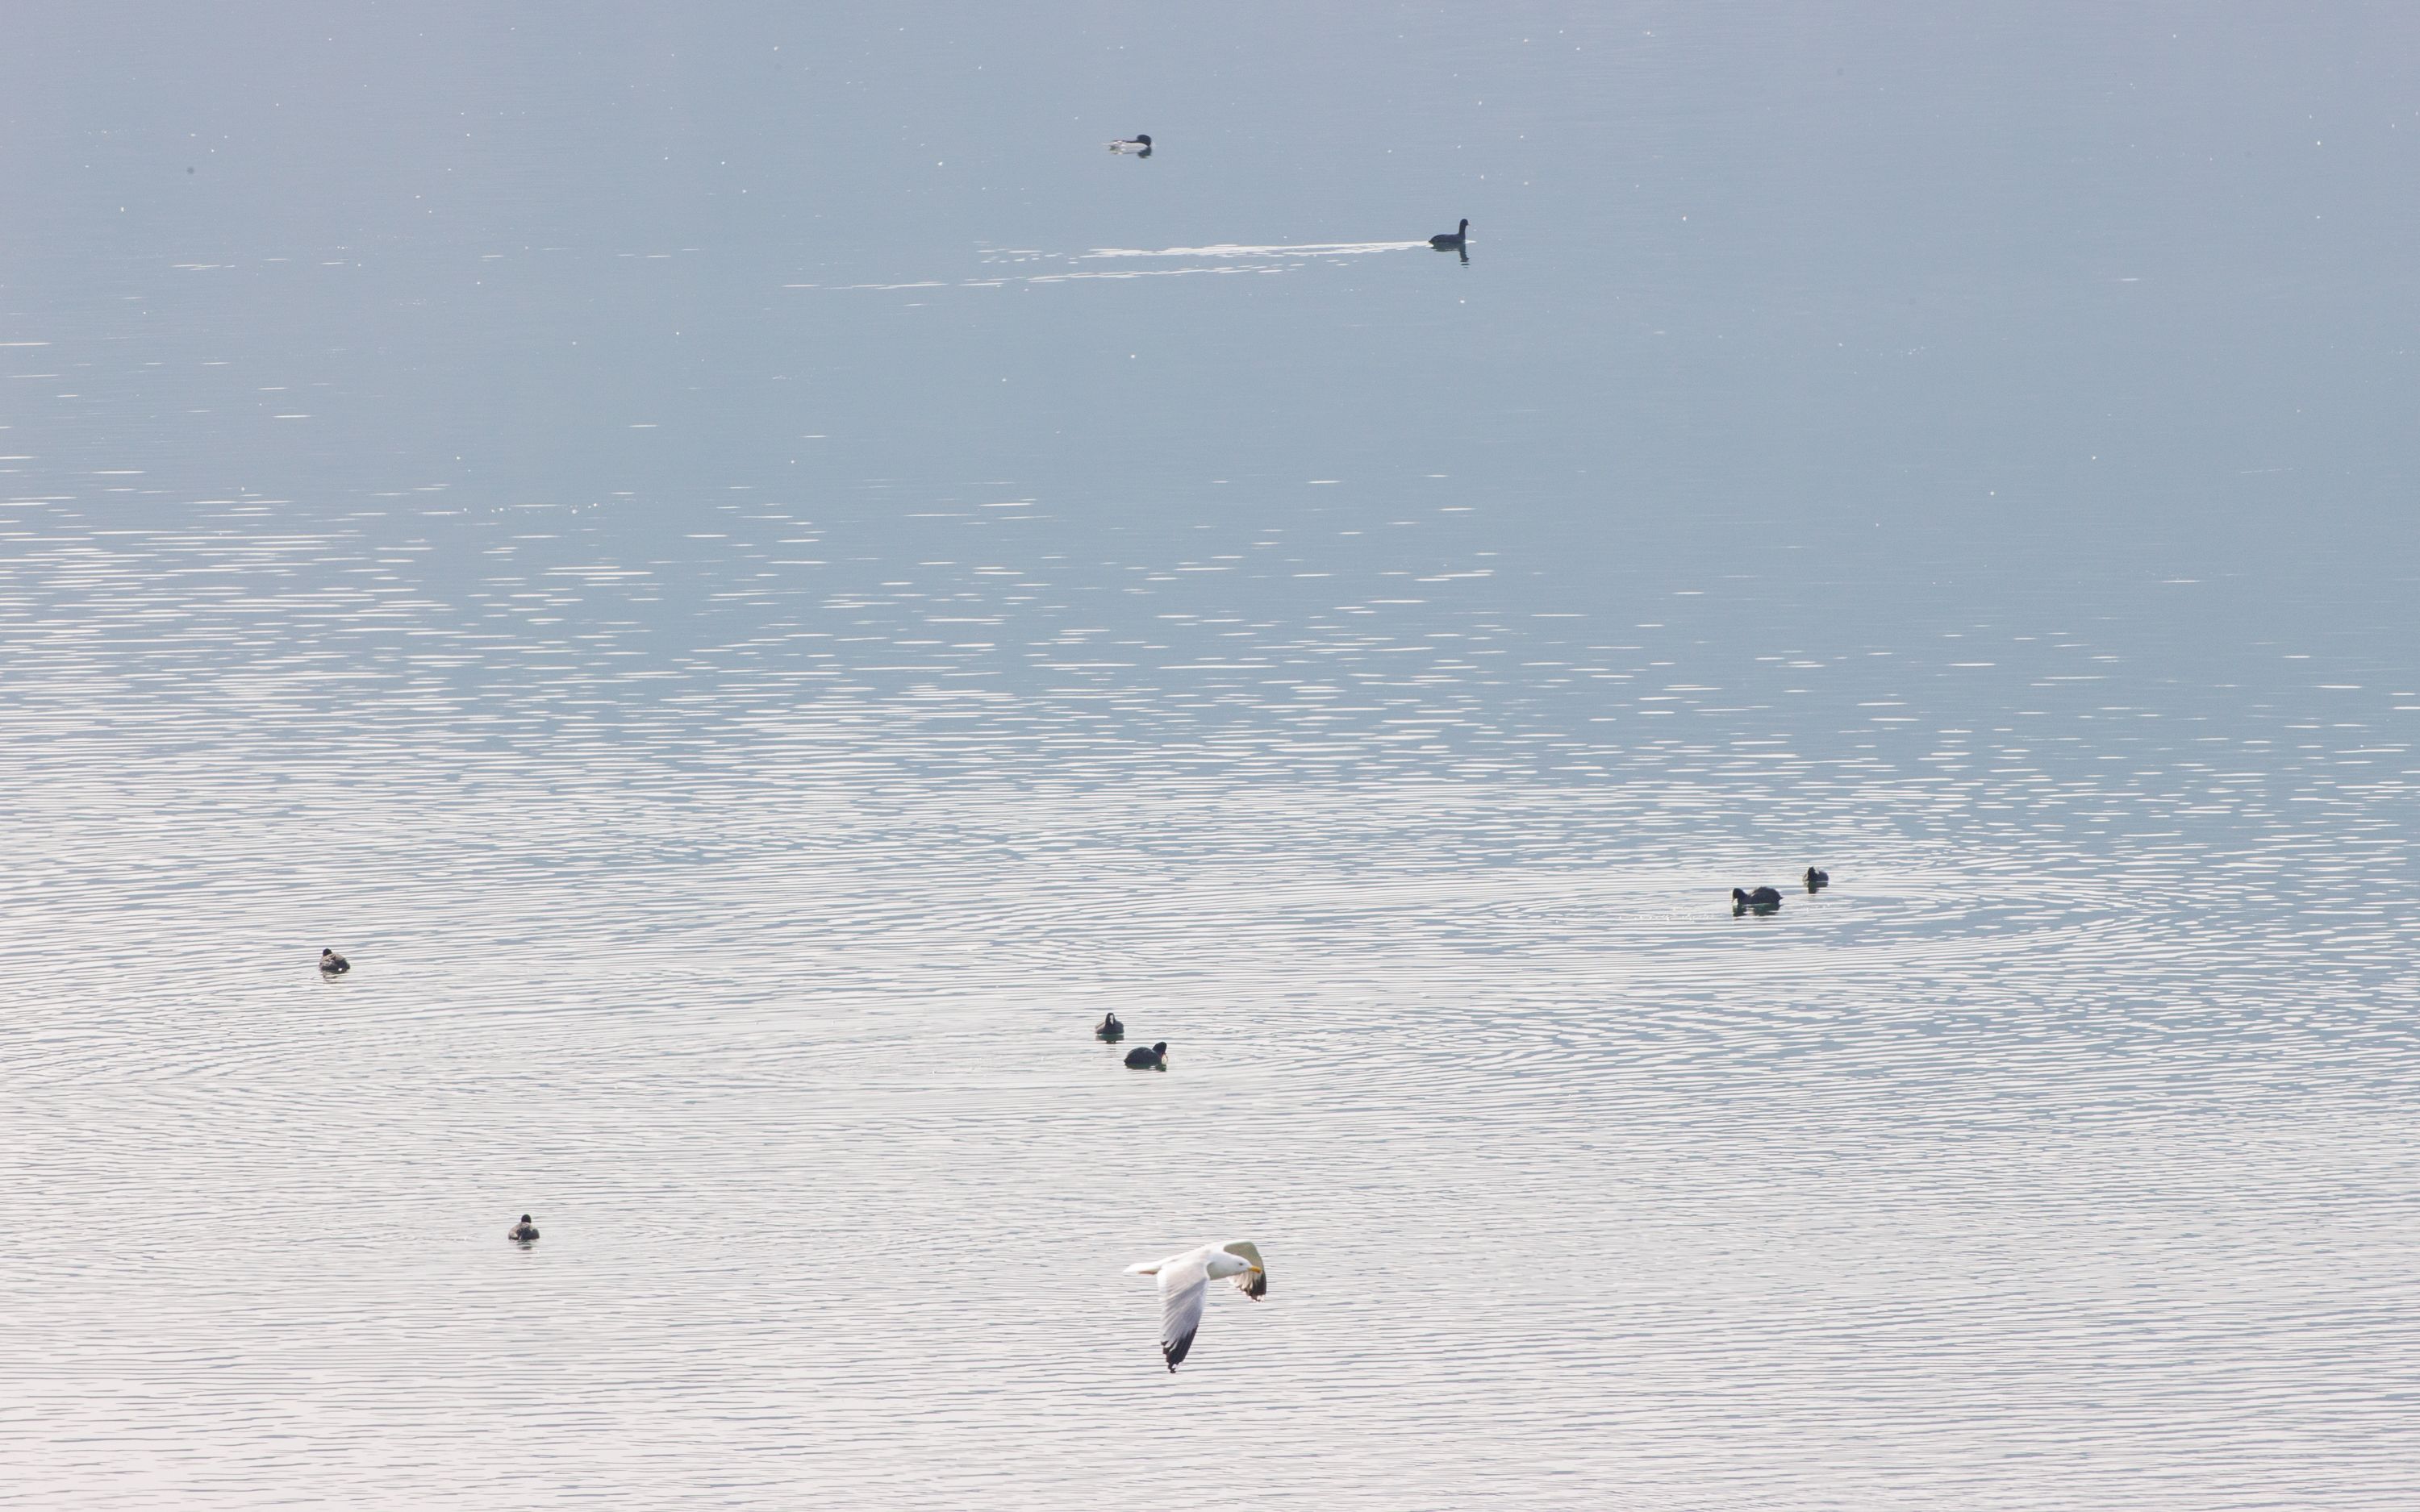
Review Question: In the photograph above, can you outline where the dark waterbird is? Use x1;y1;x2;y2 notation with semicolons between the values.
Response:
1124;1041;1168;1069
1804;867;1830;893
1429;218;1468;250
319;948;350;975
508;1214;540;1243
1732;886;1784;917
1096;1012;1124;1042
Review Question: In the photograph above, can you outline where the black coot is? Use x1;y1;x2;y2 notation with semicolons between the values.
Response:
1732;886;1784;916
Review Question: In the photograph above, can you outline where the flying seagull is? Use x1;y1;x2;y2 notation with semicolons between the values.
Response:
1123;1239;1268;1371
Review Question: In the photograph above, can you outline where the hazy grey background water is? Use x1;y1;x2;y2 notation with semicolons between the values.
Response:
4;4;2418;1507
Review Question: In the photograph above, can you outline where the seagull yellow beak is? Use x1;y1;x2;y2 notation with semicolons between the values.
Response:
1220;1240;1270;1299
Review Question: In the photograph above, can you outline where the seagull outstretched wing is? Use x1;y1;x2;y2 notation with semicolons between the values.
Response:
1159;1265;1212;1370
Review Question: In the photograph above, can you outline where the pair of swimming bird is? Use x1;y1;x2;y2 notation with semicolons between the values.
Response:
1733;868;1830;915
1095;1012;1166;1068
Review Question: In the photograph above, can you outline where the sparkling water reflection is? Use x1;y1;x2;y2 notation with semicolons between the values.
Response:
6;2;2420;1507
4;490;2415;1509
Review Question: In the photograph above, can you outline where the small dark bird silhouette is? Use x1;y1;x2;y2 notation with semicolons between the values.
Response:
1124;1041;1168;1069
509;1214;540;1243
1804;867;1830;893
1096;1012;1125;1042
1732;886;1784;917
1429;218;1469;251
319;948;350;975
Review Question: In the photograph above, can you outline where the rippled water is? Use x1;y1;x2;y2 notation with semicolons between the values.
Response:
6;5;2420;1509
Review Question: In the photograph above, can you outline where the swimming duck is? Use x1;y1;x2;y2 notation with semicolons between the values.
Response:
1429;218;1469;251
319;948;350;975
1731;886;1784;917
508;1214;540;1243
1096;1012;1125;1041
1108;134;1153;157
1124;1041;1168;1069
1804;867;1830;893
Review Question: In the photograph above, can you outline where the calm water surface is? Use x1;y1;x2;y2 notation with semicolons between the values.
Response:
4;5;2418;1507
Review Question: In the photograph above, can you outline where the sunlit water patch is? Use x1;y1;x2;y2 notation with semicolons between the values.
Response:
7;4;2420;1502
3;548;2416;1507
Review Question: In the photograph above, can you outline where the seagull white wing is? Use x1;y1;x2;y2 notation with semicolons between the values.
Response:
1158;1262;1213;1371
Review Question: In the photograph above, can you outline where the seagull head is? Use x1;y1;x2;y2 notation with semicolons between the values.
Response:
1216;1239;1269;1296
